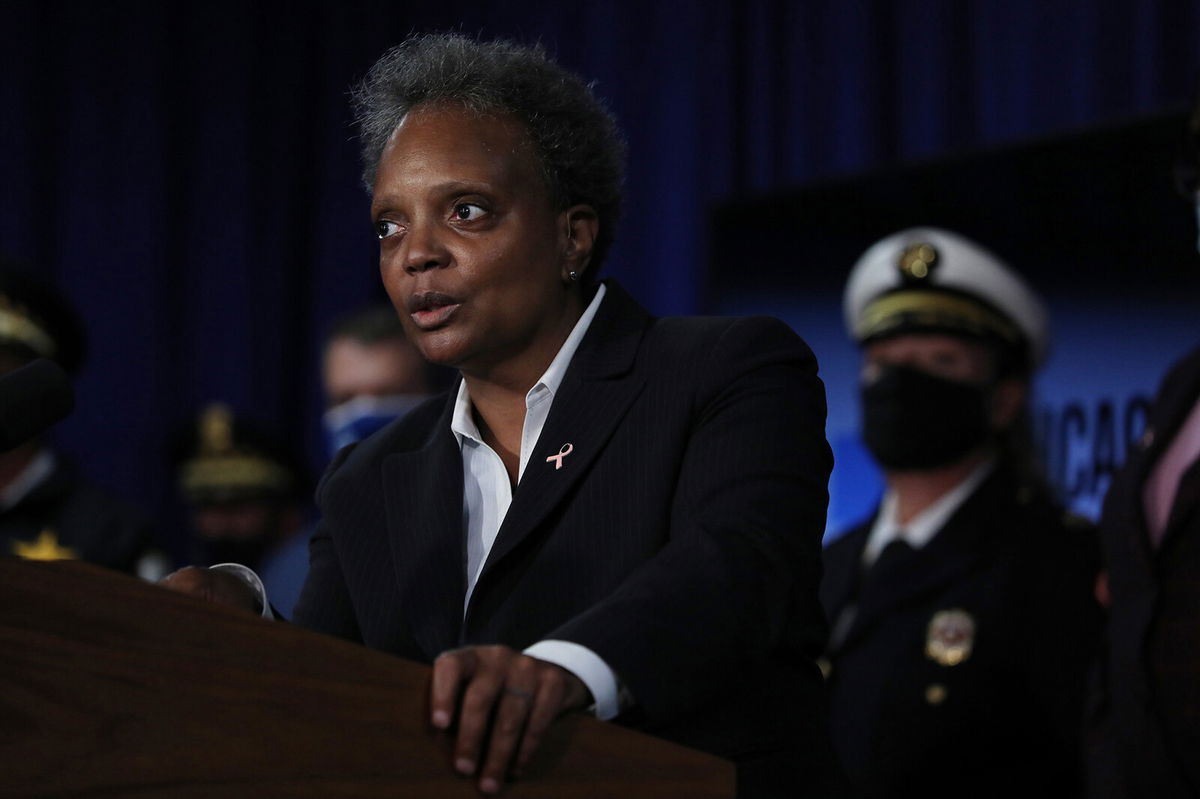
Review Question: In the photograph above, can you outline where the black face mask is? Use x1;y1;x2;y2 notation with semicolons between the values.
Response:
194;537;273;570
860;364;993;470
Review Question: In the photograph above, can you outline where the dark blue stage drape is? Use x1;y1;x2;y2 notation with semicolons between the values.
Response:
2;0;1198;559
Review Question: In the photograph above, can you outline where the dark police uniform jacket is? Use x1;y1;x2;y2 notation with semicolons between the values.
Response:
292;281;838;798
1089;346;1200;799
1;453;155;574
820;465;1101;799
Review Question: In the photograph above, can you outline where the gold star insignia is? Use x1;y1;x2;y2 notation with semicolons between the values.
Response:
11;528;78;561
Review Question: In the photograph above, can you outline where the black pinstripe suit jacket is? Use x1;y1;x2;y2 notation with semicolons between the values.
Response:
293;280;835;796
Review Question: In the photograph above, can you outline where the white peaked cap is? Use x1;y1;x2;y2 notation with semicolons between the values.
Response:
843;226;1049;369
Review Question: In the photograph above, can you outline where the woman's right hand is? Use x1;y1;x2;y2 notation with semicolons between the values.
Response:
158;566;262;615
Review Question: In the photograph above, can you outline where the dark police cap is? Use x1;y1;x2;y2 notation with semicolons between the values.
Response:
175;403;308;505
0;262;86;374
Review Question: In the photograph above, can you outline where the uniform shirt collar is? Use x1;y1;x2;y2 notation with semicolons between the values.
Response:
862;457;995;566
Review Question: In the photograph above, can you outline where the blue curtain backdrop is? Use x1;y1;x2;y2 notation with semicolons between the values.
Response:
1;0;1198;559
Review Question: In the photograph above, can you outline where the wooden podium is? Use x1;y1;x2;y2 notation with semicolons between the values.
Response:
0;560;733;797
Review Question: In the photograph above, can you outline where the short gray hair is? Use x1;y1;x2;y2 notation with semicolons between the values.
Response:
352;33;627;275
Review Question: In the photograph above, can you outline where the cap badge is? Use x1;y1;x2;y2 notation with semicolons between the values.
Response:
898;243;939;282
199;403;235;455
925;608;975;666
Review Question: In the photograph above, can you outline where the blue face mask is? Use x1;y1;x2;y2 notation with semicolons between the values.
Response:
322;394;430;458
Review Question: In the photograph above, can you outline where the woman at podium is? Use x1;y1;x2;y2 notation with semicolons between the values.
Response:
164;33;836;799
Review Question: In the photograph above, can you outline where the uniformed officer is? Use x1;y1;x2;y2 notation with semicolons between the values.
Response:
320;304;443;461
174;403;312;616
819;228;1102;799
0;263;163;576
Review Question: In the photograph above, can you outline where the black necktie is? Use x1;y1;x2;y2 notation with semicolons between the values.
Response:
865;537;916;588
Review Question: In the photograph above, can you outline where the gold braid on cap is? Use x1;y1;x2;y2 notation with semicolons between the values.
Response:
856;290;1023;345
0;295;56;359
178;403;293;502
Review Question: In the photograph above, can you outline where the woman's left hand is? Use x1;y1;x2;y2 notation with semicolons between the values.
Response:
429;644;591;794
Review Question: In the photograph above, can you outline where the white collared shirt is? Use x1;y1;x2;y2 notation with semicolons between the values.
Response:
861;458;995;567
450;283;619;720
221;286;621;718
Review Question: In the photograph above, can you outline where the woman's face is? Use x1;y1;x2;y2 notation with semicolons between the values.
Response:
862;333;993;385
370;104;580;379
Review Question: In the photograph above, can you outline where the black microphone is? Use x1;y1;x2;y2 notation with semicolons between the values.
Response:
0;358;75;451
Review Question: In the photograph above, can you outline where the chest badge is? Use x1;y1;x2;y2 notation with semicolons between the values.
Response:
925;608;975;666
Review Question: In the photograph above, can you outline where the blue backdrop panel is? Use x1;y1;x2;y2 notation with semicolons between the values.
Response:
712;112;1200;538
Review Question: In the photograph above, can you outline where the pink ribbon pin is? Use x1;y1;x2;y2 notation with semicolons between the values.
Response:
546;443;574;470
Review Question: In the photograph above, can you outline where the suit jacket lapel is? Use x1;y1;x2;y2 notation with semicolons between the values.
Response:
473;281;649;598
381;391;465;659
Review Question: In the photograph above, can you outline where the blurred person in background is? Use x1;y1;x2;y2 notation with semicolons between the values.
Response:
0;261;164;578
819;228;1102;799
321;304;446;460
1086;90;1200;799
175;402;311;616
